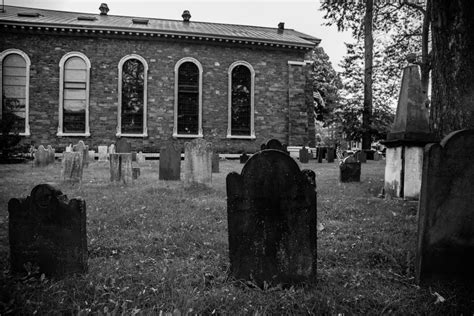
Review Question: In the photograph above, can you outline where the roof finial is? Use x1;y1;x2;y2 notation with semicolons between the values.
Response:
99;3;109;15
182;10;191;22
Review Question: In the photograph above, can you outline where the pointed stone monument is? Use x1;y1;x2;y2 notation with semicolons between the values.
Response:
382;56;438;199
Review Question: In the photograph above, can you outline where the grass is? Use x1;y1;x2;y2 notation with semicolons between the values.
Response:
0;158;473;315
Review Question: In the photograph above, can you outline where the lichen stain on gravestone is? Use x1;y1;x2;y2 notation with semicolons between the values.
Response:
8;184;88;277
226;150;317;287
416;129;474;284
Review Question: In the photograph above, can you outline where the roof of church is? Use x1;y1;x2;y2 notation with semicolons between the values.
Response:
0;5;320;49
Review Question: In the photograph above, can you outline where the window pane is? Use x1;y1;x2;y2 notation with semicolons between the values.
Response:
121;58;144;134
177;62;199;134
231;65;251;135
63;56;87;133
2;53;26;133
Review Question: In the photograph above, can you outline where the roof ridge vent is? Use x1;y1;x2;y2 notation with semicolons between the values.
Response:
17;12;41;18
99;3;109;15
182;10;191;22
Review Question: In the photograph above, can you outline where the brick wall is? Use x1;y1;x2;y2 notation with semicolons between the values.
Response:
1;31;313;153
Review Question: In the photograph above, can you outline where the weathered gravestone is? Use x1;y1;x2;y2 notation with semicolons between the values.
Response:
109;153;133;184
131;151;137;162
46;145;55;164
416;129;474;284
8;184;87;277
355;150;367;163
226;150;317;286
62;152;84;183
132;167;140;180
88;150;95;161
339;156;361;182
73;140;89;168
240;153;249;164
299;146;310;163
65;144;73;153
184;139;212;185
34;145;49;167
109;143;116;155
265;139;285;151
116;138;131;153
137;151;146;164
212;152;220;173
98;146;108;161
159;142;181;180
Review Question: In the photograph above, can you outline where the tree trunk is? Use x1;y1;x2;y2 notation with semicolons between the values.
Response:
362;0;374;150
430;0;474;138
420;0;431;101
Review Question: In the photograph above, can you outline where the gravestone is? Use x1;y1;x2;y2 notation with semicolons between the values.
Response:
8;184;87;277
137;151;146;164
73;141;89;168
327;147;335;163
265;139;284;151
159;142;181;180
62;152;83;183
132;167;140;180
226;150;317;286
317;147;323;163
355;150;367;163
98;146;108;161
65;144;73;153
184;139;212;185
212;152;220;173
116;138;131;153
108;144;116;155
34;145;49;167
46;145;55;164
416;129;474;284
299;146;309;163
374;152;381;161
131;151;137;162
339;156;361;182
109;153;133;184
88;150;95;161
240;153;249;164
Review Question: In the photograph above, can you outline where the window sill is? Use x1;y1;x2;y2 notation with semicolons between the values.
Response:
226;135;256;140
173;133;203;139
57;132;91;137
116;133;148;138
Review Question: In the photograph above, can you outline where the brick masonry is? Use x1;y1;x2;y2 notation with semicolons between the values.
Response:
1;31;315;153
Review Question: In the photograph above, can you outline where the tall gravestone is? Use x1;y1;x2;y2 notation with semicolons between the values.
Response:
8;184;88;277
46;145;55;164
299;146;309;163
73;140;89;168
62;152;83;183
159;142;181;180
327;147;335;163
226;147;317;286
184;139;212;185
34;145;49;167
382;60;437;199
109;153;133;184
212;152;220;173
416;129;474;284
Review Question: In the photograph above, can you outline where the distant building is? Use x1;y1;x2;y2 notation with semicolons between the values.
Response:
0;4;319;152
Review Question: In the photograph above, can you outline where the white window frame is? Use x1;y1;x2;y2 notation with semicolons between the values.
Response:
227;61;256;139
173;57;203;138
57;52;91;137
117;54;148;137
0;49;31;136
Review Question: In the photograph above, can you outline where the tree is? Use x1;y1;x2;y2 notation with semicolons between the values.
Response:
362;0;374;150
430;0;474;137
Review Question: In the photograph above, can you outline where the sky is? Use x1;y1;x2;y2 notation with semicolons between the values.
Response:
5;0;353;71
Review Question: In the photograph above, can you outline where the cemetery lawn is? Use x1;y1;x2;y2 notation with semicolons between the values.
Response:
0;159;473;315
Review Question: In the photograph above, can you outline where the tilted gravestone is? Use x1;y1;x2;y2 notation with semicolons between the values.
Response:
62;152;84;183
46;145;55;164
212;152;220;173
339;156;361;182
299;146;310;163
226;150;317;286
98;146;108;161
416;129;474;284
109;153;133;184
34;145;49;167
73;140;89;168
159;142;181;181
240;153;249;164
8;184;87;277
184;139;212;185
116;138;131;153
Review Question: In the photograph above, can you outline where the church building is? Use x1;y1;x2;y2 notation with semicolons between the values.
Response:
0;4;319;153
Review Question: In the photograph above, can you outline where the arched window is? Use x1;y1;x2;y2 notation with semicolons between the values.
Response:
58;52;90;136
117;54;148;137
227;61;255;138
1;49;30;136
173;57;203;138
